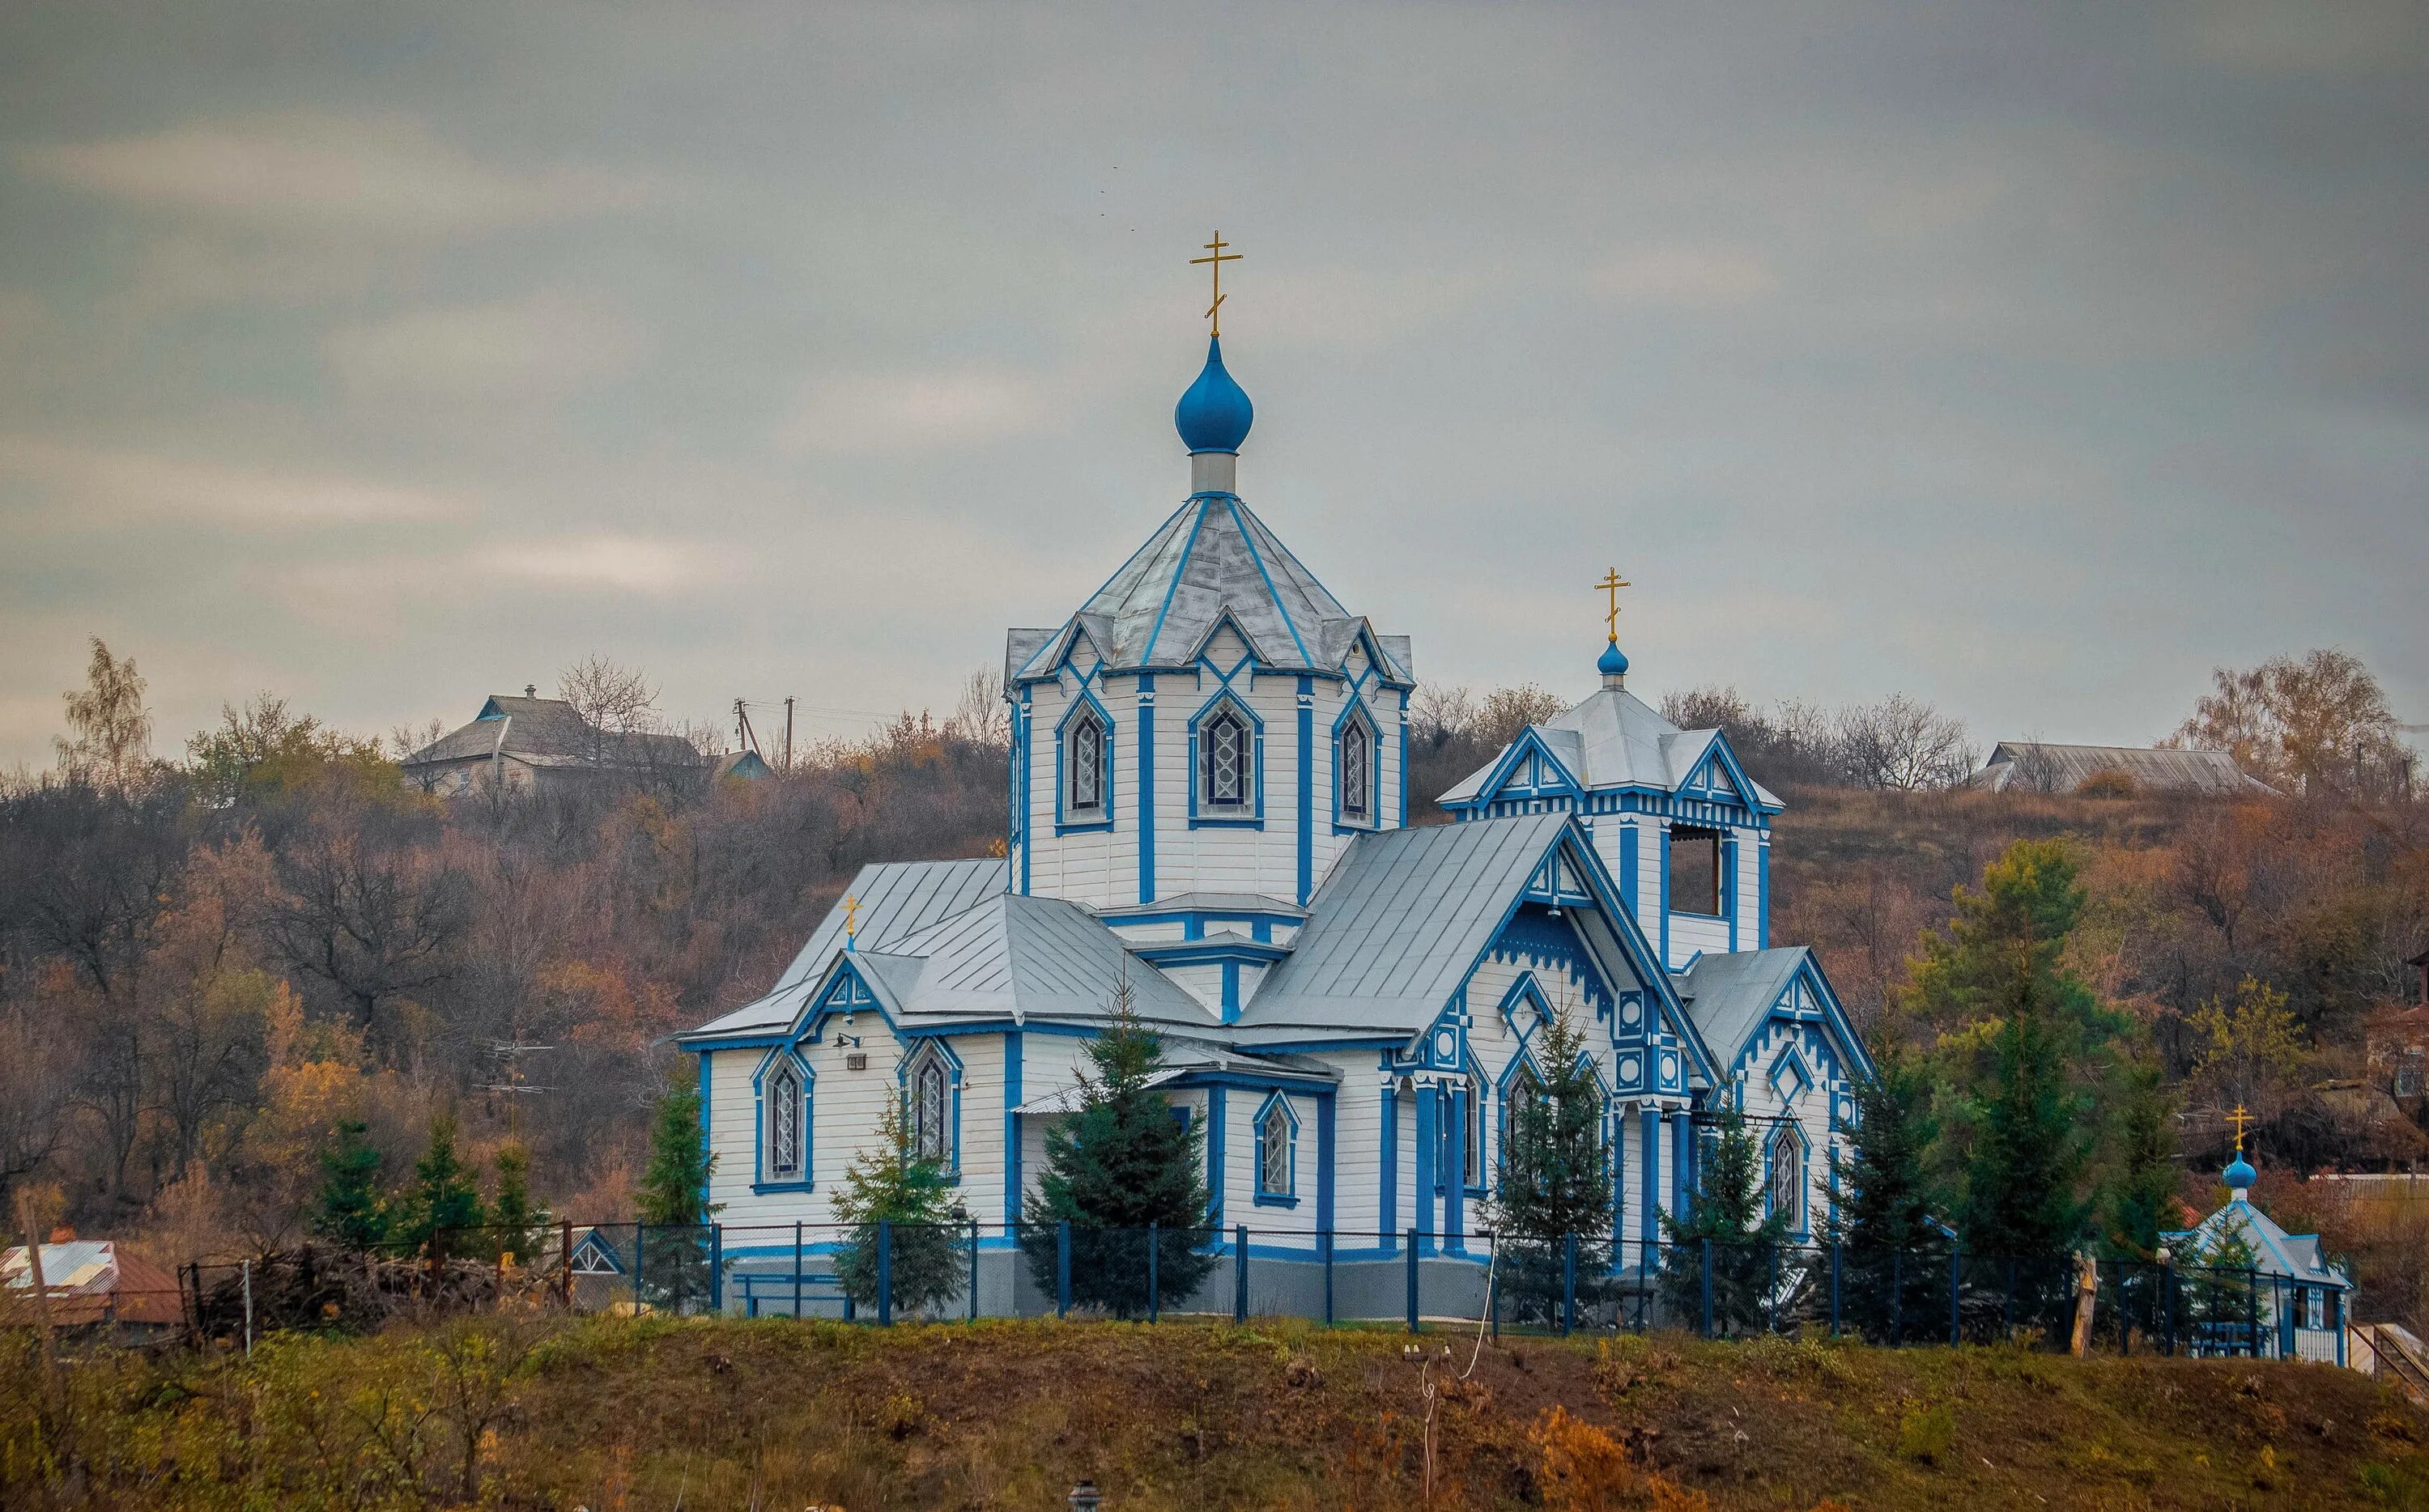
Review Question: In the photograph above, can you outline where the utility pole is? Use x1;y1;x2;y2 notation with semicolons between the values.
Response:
732;699;762;759
783;697;796;773
482;1039;555;1139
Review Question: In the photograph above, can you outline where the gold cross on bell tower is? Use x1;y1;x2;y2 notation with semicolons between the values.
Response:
2228;1102;2252;1153
1191;231;1242;337
1596;567;1631;643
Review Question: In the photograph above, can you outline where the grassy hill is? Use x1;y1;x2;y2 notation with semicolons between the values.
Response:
10;1317;2429;1510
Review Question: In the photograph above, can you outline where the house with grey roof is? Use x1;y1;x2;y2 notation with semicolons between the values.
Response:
1964;740;2275;796
401;690;713;796
680;327;1871;1312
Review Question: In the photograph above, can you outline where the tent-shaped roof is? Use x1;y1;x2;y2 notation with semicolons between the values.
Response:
1008;495;1410;681
1674;946;1875;1084
2166;1191;2352;1290
1439;686;1781;810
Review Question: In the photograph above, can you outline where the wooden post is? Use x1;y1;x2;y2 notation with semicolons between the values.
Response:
559;1218;574;1310
2069;1251;2099;1357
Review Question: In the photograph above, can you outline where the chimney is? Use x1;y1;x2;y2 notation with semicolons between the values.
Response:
525;684;537;699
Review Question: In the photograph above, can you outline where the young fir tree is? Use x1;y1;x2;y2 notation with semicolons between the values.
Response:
1827;1047;1946;1341
488;1142;543;1266
1021;981;1217;1317
1485;1008;1615;1325
636;1072;722;1310
834;1094;970;1317
1905;840;2110;1271
1659;1107;1791;1336
393;1111;486;1258
312;1119;389;1253
2180;1224;2264;1348
2098;1056;2181;1262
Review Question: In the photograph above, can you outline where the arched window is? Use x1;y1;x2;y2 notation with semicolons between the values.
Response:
1067;709;1108;815
1767;1123;1806;1231
906;1046;954;1165
1338;716;1372;821
767;1062;804;1180
1257;1098;1295;1198
1200;708;1251;809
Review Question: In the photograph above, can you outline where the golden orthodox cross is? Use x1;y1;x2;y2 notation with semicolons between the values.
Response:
844;894;860;946
1191;231;1242;337
1596;567;1631;643
2228;1102;2252;1153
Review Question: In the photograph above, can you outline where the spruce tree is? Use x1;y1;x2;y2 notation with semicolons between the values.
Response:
1486;1009;1615;1325
1963;1005;2087;1262
834;1096;970;1317
1022;984;1217;1316
393;1111;487;1258
636;1072;721;1310
1659;1108;1790;1336
2098;1057;2180;1262
489;1142;543;1266
312;1119;389;1253
1827;1047;1946;1340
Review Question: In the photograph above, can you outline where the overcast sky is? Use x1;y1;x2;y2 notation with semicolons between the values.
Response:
2;2;2423;771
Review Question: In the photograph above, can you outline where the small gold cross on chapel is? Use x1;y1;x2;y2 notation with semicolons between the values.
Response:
2227;1102;2252;1153
844;894;860;947
1191;231;1242;337
1596;567;1631;643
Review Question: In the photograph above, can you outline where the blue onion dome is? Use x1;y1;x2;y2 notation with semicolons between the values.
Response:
1598;639;1631;678
1175;336;1253;454
2224;1153;2257;1191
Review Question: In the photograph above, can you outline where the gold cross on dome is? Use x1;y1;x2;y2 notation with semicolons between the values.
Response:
2228;1102;2252;1153
1190;231;1242;337
844;894;860;947
1596;568;1631;642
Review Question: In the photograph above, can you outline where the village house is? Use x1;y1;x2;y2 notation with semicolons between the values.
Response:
400;690;718;796
1965;741;2275;797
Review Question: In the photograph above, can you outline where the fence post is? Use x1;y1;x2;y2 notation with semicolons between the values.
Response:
634;1225;646;1313
2246;1266;2259;1358
1235;1225;1249;1324
1891;1249;1903;1347
711;1224;725;1315
792;1222;804;1319
561;1217;575;1310
1056;1220;1072;1319
968;1219;981;1323
2163;1262;2175;1357
877;1221;894;1326
2004;1259;2015;1340
1700;1238;1713;1340
1406;1229;1419;1334
1949;1248;1962;1346
1321;1229;1334;1327
1563;1233;1578;1336
1830;1243;1842;1338
1768;1245;1780;1336
1148;1222;1159;1324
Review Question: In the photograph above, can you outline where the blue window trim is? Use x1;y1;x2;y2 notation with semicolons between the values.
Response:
1330;694;1382;834
750;1046;815;1194
1768;1044;1813;1101
1253;1089;1300;1206
1053;685;1117;835
1453;1060;1487;1196
900;1038;965;1182
1186;686;1266;829
1763;1119;1810;1240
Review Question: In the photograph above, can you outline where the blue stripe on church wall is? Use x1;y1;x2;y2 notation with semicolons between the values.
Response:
696;1054;714;1213
1414;1083;1436;1251
1443;1082;1465;1250
1137;674;1155;904
1397;690;1410;826
1672;1109;1693;1221
1379;1085;1397;1247
1003;1030;1023;1224
1316;1092;1335;1234
1758;839;1770;949
1724;835;1739;951
1206;1085;1226;1229
1619;819;1638;914
1639;1106;1660;1252
1295;677;1314;905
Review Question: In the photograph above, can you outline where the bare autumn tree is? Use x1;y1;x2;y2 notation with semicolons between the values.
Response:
268;827;469;1051
2173;649;2414;802
556;655;658;766
56;637;155;791
1836;694;1974;791
942;666;1009;749
1473;683;1567;749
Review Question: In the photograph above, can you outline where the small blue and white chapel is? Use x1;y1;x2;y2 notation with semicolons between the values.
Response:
681;270;1873;1306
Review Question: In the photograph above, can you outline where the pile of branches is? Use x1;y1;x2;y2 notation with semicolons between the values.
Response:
186;1245;568;1341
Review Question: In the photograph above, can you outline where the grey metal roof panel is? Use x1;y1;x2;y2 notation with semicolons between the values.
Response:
1437;686;1782;810
1967;742;2274;796
771;857;1008;994
1096;892;1308;920
1676;948;1808;1068
1238;813;1573;1034
887;891;1211;1029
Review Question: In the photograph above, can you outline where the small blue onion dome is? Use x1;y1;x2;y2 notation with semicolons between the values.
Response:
2224;1153;2257;1191
1175;336;1253;454
1597;639;1630;678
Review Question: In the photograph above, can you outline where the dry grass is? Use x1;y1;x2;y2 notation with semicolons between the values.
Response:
9;1316;2429;1510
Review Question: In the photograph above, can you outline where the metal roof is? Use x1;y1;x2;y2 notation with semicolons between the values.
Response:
1967;741;2274;796
1439;686;1781;809
1007;495;1409;680
880;891;1210;1029
401;694;704;771
2167;1196;2352;1289
1233;813;1576;1036
1674;948;1809;1069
